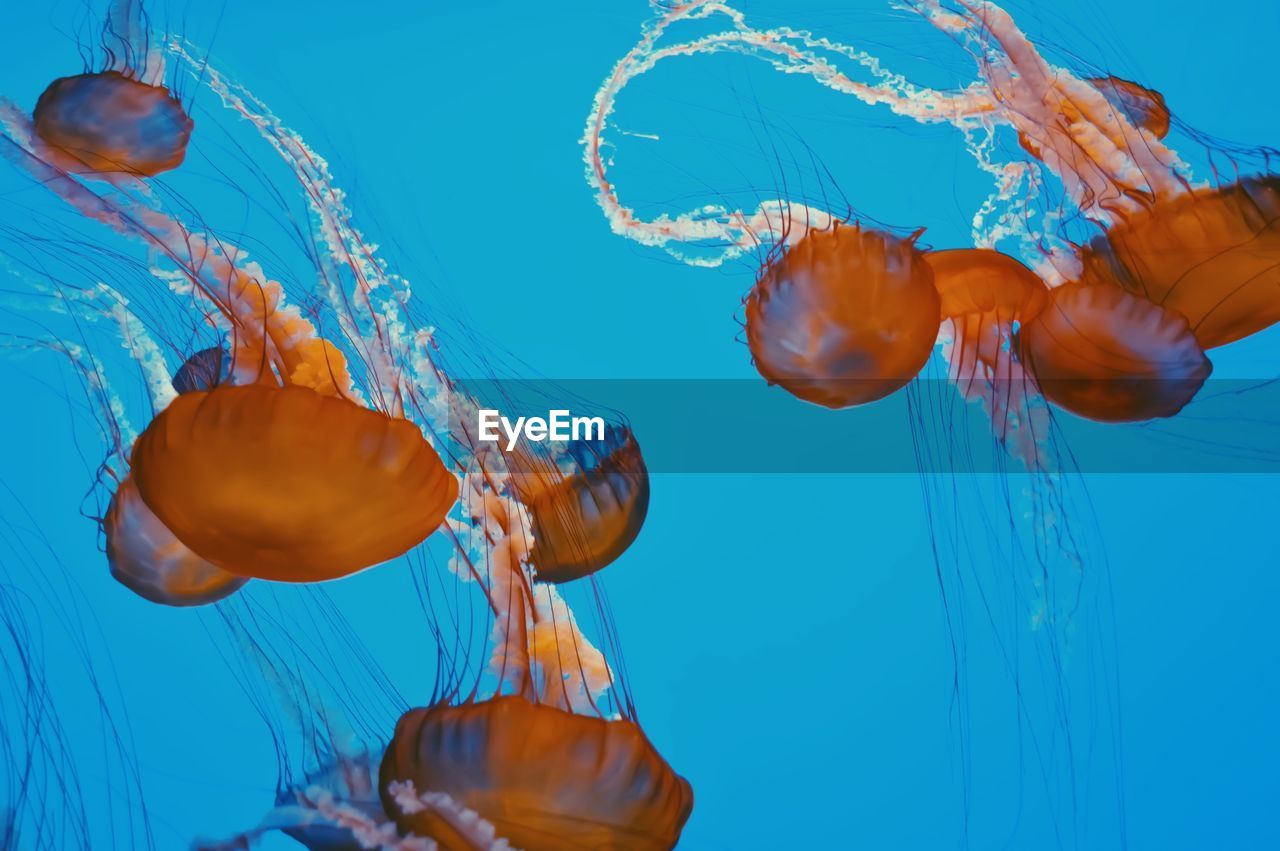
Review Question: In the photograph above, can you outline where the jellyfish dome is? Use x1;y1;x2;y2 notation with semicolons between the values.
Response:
511;425;650;584
1087;76;1171;140
1019;281;1212;422
130;384;458;583
172;346;231;394
1017;76;1170;161
746;223;940;408
928;248;1049;324
379;696;693;851
1080;176;1280;349
928;247;1047;373
33;71;193;177
104;476;248;607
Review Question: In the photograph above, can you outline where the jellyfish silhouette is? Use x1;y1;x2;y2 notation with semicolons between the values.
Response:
104;475;248;606
171;346;231;394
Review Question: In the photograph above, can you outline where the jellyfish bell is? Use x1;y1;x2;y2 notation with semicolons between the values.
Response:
32;71;193;177
928;247;1048;376
745;222;941;409
509;424;649;584
927;247;1049;423
172;346;231;394
379;696;693;851
1018;76;1171;161
928;248;1049;325
103;475;248;607
1079;175;1280;349
1087;76;1171;140
130;384;459;583
1019;280;1212;422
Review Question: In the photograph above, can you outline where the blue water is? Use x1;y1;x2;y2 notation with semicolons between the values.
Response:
1;1;1278;849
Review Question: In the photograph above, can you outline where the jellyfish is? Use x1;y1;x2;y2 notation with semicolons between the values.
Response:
509;423;650;583
1019;281;1212;422
171;346;230;394
927;248;1048;384
130;384;459;583
380;696;694;851
746;223;941;408
926;247;1048;449
33;71;193;178
31;1;191;178
1078;176;1280;349
1085;76;1171;140
104;475;248;606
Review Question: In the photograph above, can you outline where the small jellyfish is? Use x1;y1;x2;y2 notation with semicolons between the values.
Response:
104;476;248;606
1079;176;1280;349
171;346;231;394
1087;76;1171;139
510;425;649;584
33;71;193;177
379;696;693;851
1017;76;1170;161
927;247;1048;378
927;248;1049;450
130;385;458;583
745;223;940;408
1019;281;1212;422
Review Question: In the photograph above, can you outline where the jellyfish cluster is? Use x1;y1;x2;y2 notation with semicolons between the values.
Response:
0;0;1274;847
578;0;1278;842
583;0;1280;441
0;1;690;848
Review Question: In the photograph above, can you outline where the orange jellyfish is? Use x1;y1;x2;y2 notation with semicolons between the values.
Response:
379;696;693;851
1019;281;1212;422
103;476;247;606
510;425;649;584
927;247;1049;380
1017;76;1170;161
33;71;193;177
745;223;941;408
1079;176;1280;349
130;384;458;583
26;0;192;178
926;248;1049;448
1087;76;1171;140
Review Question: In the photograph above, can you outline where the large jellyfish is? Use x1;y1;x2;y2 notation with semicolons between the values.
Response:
381;696;693;850
130;384;458;583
